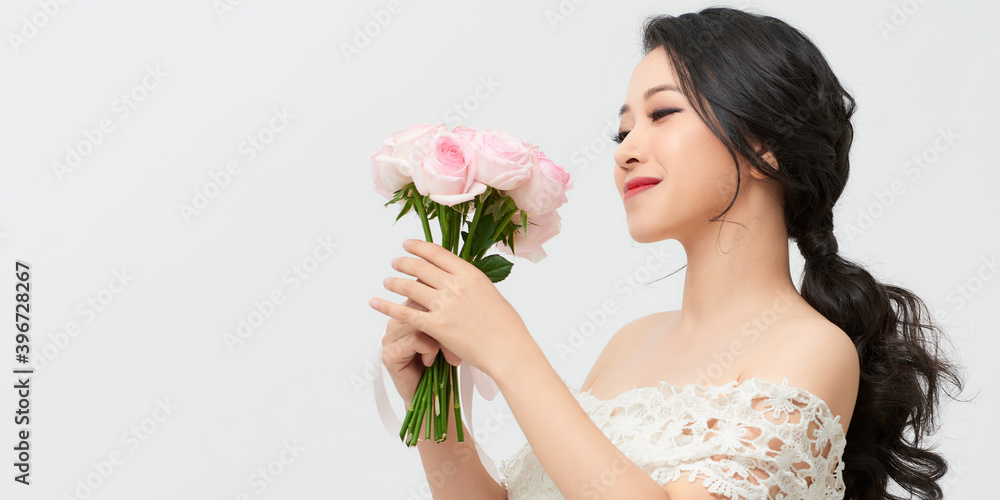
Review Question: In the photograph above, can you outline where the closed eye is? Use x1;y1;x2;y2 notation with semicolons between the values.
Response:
611;108;681;144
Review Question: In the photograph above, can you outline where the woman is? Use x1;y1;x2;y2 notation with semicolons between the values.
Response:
369;6;966;499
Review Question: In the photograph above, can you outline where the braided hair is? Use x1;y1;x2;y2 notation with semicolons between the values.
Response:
639;7;970;499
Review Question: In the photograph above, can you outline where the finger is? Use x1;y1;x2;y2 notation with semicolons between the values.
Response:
382;330;438;368
382;277;438;314
383;318;408;344
441;346;462;366
407;334;442;369
401;239;470;276
382;300;415;343
405;296;428;312
370;296;431;333
421;350;436;367
382;299;431;344
390;255;452;291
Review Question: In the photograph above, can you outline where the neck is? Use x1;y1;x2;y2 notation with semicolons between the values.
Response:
672;186;806;340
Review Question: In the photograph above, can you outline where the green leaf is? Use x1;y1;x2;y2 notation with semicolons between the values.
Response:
382;184;412;207
394;198;414;222
520;210;529;236
466;212;496;258
383;193;404;207
471;254;514;283
483;202;501;217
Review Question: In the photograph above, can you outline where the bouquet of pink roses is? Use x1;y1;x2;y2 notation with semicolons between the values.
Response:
371;122;572;446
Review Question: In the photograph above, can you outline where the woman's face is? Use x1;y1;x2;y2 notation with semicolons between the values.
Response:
613;46;748;245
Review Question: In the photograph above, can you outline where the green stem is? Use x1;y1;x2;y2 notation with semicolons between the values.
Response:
400;373;428;443
407;368;431;446
406;381;422;443
491;208;516;241
432;355;442;442
442;359;452;440
438;354;445;438
429;358;437;441
460;196;484;261
452;204;463;254
424;377;432;442
399;194;484;446
411;190;434;244
437;203;450;251
452;364;464;442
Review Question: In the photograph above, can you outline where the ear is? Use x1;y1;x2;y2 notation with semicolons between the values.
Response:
747;140;778;181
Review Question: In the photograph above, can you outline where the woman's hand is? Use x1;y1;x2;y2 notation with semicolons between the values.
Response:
370;238;535;379
380;296;462;406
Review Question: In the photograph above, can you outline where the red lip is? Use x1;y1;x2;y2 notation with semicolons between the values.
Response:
624;176;662;194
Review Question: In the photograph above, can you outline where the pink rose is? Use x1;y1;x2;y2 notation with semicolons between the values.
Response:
456;127;533;191
452;125;478;144
506;150;573;214
370;123;446;202
412;132;487;206
496;209;562;263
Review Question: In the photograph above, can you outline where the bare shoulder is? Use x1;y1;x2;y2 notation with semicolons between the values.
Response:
579;310;678;393
742;314;861;432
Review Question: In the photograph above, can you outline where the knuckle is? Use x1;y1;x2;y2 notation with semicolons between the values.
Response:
383;341;400;358
398;304;413;322
415;314;432;332
449;274;467;290
419;332;439;348
416;335;434;352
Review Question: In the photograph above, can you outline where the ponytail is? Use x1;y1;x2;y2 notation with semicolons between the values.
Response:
796;230;969;499
641;7;972;498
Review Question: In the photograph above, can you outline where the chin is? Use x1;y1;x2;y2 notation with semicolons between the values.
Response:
626;214;677;243
626;226;660;244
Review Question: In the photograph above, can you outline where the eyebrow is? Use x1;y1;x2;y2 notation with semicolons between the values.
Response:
618;83;681;117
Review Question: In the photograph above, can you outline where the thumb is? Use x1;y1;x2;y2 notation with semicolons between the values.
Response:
441;346;462;367
421;351;436;367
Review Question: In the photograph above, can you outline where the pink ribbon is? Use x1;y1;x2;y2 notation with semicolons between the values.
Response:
372;326;502;484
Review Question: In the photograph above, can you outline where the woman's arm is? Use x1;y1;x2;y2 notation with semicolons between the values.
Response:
491;342;670;500
372;239;667;498
407;389;508;500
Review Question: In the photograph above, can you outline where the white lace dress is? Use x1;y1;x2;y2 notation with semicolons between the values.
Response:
498;377;848;499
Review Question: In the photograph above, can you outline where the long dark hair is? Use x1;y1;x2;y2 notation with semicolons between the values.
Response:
639;6;971;500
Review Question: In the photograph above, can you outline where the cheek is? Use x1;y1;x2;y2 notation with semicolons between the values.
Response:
667;134;739;206
647;167;733;223
661;173;713;209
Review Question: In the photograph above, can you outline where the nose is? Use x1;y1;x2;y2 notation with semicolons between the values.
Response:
613;137;644;171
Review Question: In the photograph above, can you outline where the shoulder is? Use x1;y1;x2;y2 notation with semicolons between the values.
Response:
740;315;860;433
580;310;677;392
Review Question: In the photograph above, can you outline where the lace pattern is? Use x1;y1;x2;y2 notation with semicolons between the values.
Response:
498;377;847;499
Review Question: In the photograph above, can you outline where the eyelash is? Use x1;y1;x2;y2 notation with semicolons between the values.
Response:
611;108;680;144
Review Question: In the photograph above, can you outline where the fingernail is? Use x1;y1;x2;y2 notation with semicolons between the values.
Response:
369;297;381;308
382;277;391;288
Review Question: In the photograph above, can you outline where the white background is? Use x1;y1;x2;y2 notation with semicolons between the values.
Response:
0;0;996;498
